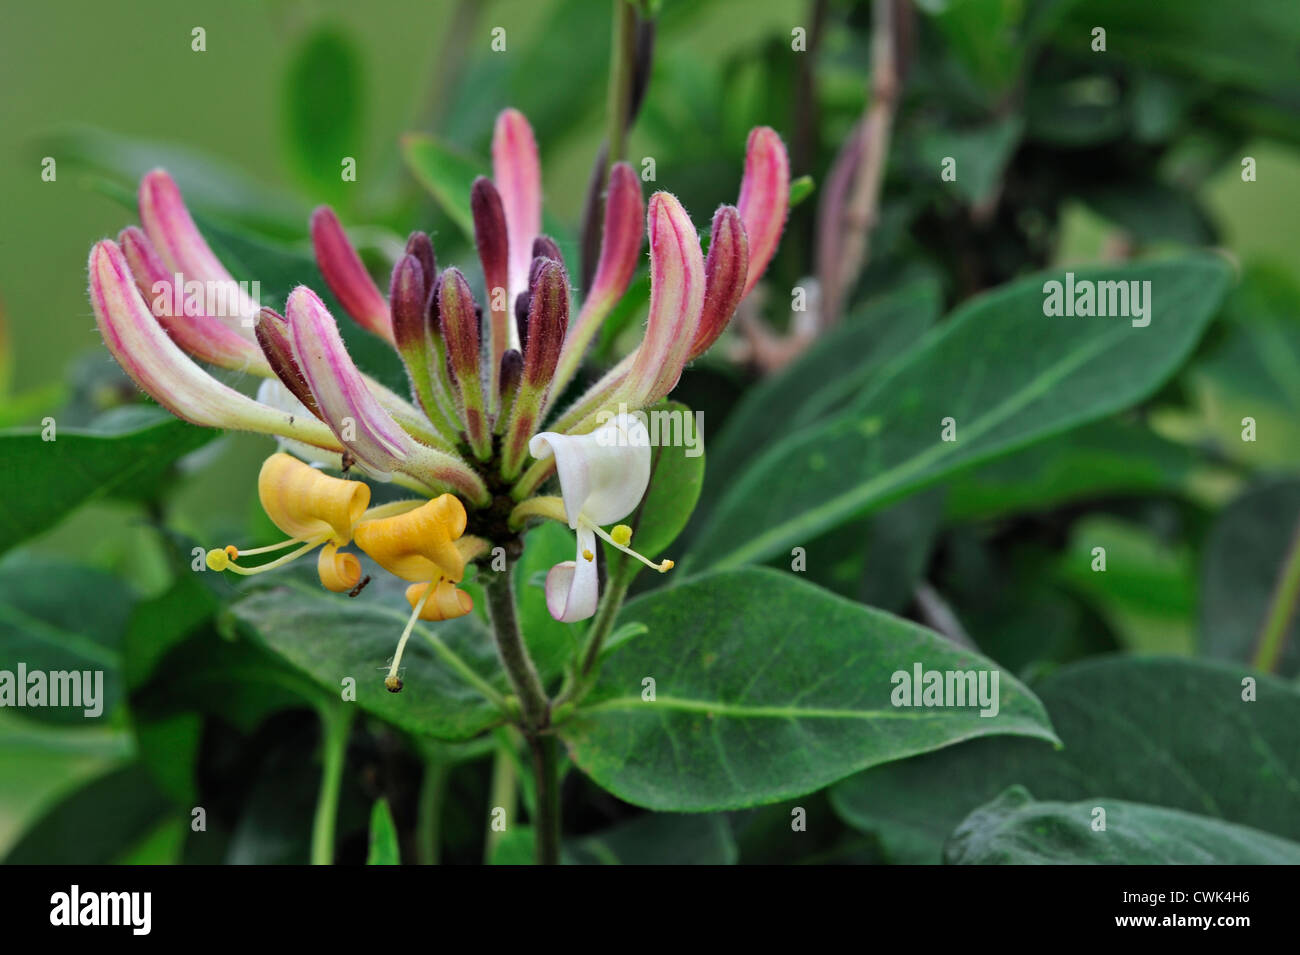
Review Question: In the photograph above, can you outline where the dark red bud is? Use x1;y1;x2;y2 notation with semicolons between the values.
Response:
522;259;569;388
690;205;749;359
254;307;321;419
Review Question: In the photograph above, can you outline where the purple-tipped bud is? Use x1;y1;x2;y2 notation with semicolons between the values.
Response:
310;206;394;343
531;235;563;267
390;254;429;355
689;206;749;359
497;347;524;433
522;259;569;389
254;307;321;419
500;348;523;398
438;269;481;384
500;260;569;478
404;232;437;304
472;177;511;403
389;254;446;425
437;268;491;457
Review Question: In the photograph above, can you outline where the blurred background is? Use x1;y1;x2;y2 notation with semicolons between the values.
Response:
2;0;1300;862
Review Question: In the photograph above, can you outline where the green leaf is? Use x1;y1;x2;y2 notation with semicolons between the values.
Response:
787;175;815;208
830;656;1300;862
34;125;308;239
691;256;1233;570
1200;479;1300;677
918;117;1023;206
946;786;1300;865
945;419;1195;521
366;798;401;865
0;556;131;724
702;281;942;506
283;28;363;201
567;812;737;864
515;520;583;682
0;409;213;556
401;134;481;242
560;567;1058;811
230;580;508;741
1055;515;1196;655
3;763;173;864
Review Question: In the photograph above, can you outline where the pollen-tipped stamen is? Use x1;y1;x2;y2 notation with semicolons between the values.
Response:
589;522;673;572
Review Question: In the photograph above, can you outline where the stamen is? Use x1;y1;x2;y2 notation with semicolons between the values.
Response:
582;548;594;562
221;537;304;559
207;537;324;575
590;524;674;573
611;524;633;546
386;581;437;692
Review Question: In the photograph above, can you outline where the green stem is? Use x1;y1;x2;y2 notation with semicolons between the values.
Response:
529;734;561;866
580;570;631;679
416;748;447;865
483;562;550;731
1253;513;1300;673
484;741;519;864
310;702;354;865
603;0;637;170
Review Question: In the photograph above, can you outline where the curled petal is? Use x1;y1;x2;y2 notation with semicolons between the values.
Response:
406;580;473;621
137;170;259;336
623;192;705;407
528;415;651;528
257;452;369;543
89;240;341;450
545;525;598;623
492;108;542;310
119;226;267;372
689;205;749;359
736;127;790;300
354;495;467;583
318;543;364;593
310;206;394;343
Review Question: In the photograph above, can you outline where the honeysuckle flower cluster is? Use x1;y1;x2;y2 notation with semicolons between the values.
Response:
87;108;788;688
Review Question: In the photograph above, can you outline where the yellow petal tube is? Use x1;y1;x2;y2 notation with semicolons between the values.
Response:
405;580;473;621
354;494;468;583
258;452;370;543
317;542;363;593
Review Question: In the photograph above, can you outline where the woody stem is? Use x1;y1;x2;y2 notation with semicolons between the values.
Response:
482;563;559;865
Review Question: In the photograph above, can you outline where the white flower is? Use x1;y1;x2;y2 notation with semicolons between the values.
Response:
528;415;669;622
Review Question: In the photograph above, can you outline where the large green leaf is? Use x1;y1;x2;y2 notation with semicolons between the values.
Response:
945;418;1195;521
229;579;508;741
3;763;173;864
691;256;1232;570
703;281;942;503
401;134;481;242
0;408;212;556
946;786;1300;865
283;28;363;202
830;656;1300;862
559;568;1058;811
567;811;737;865
1200;479;1300;676
0;556;132;724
